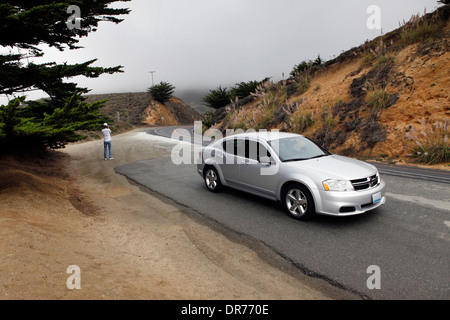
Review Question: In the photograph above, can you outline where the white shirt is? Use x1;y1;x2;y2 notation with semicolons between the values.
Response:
102;128;112;142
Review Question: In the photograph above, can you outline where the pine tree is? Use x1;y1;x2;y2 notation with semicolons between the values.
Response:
0;92;110;151
148;82;176;104
0;1;130;151
202;86;233;110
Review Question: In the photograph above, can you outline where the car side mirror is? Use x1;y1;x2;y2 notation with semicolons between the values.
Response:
259;156;272;166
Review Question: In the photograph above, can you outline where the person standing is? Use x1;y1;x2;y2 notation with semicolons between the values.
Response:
102;123;113;160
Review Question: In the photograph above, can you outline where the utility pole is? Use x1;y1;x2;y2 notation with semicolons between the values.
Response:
149;71;155;86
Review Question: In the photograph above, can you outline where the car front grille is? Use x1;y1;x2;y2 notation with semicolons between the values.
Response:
351;174;379;191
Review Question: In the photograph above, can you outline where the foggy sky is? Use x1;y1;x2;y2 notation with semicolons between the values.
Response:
1;0;443;105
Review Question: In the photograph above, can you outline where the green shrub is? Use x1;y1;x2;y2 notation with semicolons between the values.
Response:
361;52;375;67
0;92;110;151
230;81;260;100
295;73;311;95
202;86;232;110
399;11;444;47
148;81;175;104
290;60;310;76
290;54;323;77
323;112;335;130
201;111;214;128
368;89;391;110
374;54;395;71
291;111;314;133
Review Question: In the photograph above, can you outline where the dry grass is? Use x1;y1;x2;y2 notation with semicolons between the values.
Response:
406;119;449;164
213;11;449;166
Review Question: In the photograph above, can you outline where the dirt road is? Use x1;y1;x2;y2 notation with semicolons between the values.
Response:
0;128;358;300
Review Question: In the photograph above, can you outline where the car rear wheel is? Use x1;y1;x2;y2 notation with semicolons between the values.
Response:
204;167;223;192
282;184;315;220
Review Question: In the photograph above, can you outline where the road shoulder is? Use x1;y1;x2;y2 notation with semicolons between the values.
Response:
0;129;359;299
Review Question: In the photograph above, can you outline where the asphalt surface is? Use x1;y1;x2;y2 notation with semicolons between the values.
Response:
148;125;450;183
116;127;450;300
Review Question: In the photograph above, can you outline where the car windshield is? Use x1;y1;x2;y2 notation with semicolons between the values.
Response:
269;136;330;162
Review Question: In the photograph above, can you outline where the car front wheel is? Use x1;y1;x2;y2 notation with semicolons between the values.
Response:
204;167;223;192
282;184;315;220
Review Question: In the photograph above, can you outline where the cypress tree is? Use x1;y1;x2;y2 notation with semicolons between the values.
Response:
0;1;130;151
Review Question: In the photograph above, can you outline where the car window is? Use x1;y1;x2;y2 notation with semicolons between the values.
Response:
222;139;233;155
246;140;271;161
222;138;245;157
235;139;246;158
269;136;329;162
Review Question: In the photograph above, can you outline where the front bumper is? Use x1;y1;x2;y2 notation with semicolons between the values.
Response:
314;179;386;216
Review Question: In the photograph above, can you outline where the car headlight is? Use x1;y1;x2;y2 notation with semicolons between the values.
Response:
323;179;354;191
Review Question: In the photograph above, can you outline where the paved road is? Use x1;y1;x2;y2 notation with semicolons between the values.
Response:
116;127;450;299
148;126;450;183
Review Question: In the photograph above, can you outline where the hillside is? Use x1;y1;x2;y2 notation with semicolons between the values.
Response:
84;92;201;126
142;97;202;126
209;6;449;166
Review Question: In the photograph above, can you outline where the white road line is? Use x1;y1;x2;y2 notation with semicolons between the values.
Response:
379;168;450;183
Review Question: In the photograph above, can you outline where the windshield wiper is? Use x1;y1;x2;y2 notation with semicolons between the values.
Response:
283;158;308;162
309;154;327;159
283;154;327;162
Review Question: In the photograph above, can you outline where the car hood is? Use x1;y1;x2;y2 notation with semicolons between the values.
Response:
284;155;377;180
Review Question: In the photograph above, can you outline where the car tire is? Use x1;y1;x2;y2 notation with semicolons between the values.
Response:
204;167;223;192
282;183;315;220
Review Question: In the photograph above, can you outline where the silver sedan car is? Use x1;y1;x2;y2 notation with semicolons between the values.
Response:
197;132;386;220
